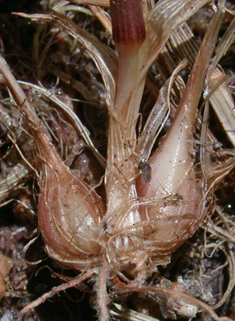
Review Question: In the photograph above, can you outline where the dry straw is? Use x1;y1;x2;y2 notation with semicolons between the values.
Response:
0;0;235;320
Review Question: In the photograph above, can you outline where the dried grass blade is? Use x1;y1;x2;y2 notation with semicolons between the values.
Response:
70;0;109;7
18;81;106;166
89;5;112;35
148;0;211;43
208;69;235;148
141;0;211;77
155;15;235;149
14;11;117;110
210;17;235;74
158;23;198;79
54;2;92;15
0;57;39;127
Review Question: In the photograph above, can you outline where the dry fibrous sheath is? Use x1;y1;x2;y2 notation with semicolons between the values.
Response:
0;0;234;320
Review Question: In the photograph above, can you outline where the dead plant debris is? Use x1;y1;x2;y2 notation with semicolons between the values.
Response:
1;1;235;321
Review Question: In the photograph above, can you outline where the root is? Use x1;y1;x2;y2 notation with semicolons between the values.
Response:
19;268;97;316
97;261;109;321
